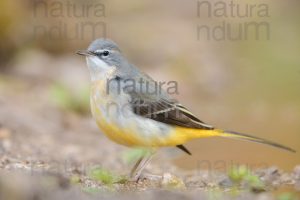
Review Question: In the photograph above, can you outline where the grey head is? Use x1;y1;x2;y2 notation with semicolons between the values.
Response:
77;38;170;100
87;38;121;56
77;38;138;81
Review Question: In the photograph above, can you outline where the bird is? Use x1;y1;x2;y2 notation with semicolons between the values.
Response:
77;38;295;181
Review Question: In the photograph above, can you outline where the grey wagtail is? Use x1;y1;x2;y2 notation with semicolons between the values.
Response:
77;38;295;181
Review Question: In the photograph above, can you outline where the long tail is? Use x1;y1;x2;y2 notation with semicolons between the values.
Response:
216;129;296;153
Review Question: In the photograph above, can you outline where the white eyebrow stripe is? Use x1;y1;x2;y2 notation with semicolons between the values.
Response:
94;49;117;53
95;50;104;53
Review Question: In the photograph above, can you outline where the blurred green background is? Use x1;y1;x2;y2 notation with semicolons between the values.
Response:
0;0;299;171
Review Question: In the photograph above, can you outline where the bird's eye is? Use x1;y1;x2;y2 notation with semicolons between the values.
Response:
102;50;110;57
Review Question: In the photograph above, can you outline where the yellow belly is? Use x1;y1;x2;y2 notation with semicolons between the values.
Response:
90;102;143;146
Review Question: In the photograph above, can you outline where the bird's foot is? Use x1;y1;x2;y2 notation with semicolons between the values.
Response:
129;172;163;183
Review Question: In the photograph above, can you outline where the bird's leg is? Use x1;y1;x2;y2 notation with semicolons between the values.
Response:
129;150;155;182
129;156;144;178
133;154;154;180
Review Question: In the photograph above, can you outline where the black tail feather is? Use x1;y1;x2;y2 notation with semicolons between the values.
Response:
223;130;296;153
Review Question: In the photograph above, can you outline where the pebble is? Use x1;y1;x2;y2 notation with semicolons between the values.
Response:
218;177;233;188
185;175;207;188
294;165;300;179
161;173;186;189
294;165;300;191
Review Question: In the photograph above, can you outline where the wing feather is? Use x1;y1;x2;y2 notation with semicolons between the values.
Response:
131;98;213;130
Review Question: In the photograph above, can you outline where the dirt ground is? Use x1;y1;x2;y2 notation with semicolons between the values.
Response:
0;64;299;200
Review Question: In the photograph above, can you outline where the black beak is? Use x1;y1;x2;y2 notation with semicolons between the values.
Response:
76;50;95;56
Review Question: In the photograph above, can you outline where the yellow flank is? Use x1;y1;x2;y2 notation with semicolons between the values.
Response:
167;126;223;146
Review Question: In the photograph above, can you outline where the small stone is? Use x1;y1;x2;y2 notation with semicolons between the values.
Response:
281;173;293;184
266;166;280;176
161;173;185;189
260;166;280;184
294;165;300;179
185;175;206;188
219;177;233;188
